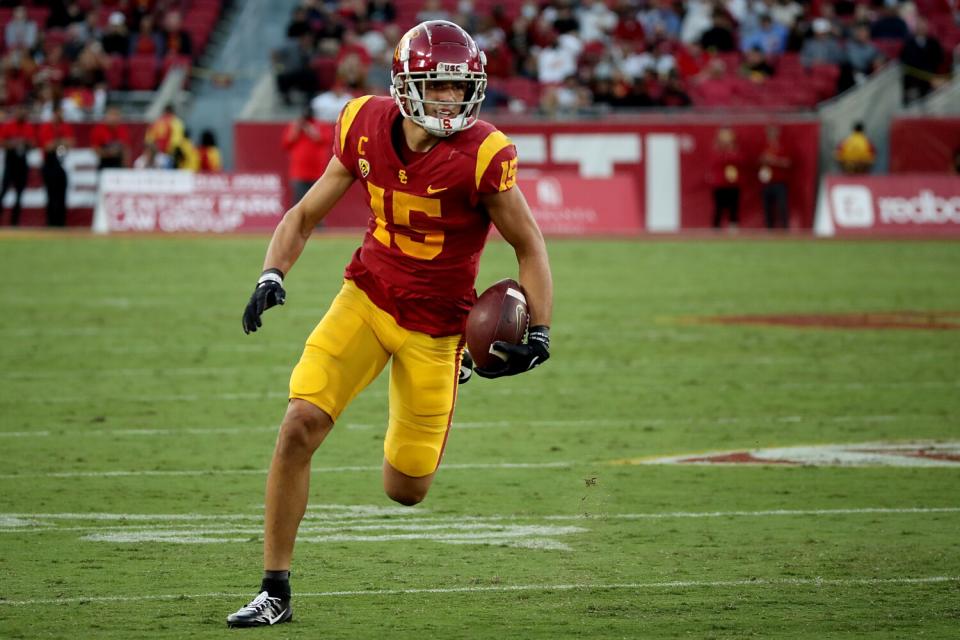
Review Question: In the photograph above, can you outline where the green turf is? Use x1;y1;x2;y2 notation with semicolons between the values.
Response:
1;235;959;639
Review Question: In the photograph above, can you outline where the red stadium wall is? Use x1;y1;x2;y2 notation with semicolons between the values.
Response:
889;116;960;174
235;115;820;231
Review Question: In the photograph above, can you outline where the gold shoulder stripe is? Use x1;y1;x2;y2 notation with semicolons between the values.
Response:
339;95;375;153
475;130;512;190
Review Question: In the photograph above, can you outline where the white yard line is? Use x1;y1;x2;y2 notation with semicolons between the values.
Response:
1;576;956;607
1;506;956;535
1;413;949;440
0;461;572;480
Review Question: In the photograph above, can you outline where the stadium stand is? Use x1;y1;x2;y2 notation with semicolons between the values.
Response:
269;0;958;115
0;0;226;117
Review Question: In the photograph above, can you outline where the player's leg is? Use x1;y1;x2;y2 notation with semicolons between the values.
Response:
262;399;333;573
382;330;463;505
228;281;390;628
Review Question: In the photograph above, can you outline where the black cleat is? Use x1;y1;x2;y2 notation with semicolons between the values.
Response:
226;591;292;628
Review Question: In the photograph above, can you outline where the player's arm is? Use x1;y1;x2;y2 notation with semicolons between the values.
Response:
476;185;554;377
241;155;355;334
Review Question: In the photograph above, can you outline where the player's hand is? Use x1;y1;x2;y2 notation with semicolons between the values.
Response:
475;326;550;379
242;268;286;334
458;350;474;385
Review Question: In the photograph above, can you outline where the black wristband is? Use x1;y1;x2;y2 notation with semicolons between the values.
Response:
528;325;550;349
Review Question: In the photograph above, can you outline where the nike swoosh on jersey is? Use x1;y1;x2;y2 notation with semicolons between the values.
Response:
426;185;448;194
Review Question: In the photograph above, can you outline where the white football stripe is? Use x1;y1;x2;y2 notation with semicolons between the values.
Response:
1;576;956;606
505;287;526;303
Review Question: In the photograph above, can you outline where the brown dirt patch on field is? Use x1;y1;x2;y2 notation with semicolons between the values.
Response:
702;311;960;330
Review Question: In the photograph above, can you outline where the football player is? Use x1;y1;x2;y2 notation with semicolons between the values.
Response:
227;20;553;627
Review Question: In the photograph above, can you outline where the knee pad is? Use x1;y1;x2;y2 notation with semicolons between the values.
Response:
385;441;441;478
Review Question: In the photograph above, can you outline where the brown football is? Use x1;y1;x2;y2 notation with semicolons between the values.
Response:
465;278;530;370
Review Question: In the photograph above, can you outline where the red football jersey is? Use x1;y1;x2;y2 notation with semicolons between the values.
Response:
334;96;518;337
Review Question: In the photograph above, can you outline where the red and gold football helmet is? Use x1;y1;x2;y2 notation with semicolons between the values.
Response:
391;20;487;137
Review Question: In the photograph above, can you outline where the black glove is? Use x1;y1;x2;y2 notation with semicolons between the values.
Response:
242;268;286;334
459;350;474;385
475;326;550;379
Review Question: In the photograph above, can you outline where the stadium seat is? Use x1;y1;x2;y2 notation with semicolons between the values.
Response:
105;54;126;90
312;56;338;91
126;55;159;90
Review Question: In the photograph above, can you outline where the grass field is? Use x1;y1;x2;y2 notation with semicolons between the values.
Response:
1;234;959;639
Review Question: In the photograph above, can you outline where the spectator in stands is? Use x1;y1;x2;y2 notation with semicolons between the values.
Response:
639;0;682;41
367;0;397;23
579;0;617;42
80;9;103;44
758;125;792;229
145;104;184;155
537;33;581;84
198;130;222;173
835;121;875;174
707;127;744;229
416;0;450;23
102;12;131;57
0;105;33;226
70;41;108;90
46;0;78;30
845;23;883;79
770;0;804;30
700;11;737;53
133;142;173;169
900;17;944;104
800;18;845;68
658;71;691;106
38;105;74;227
741;14;787;56
681;0;714;45
286;6;311;40
283;106;332;208
870;0;909;40
90;106;131;170
273;33;317;106
130;15;163;58
5;6;37;54
541;74;592;115
161;10;192;58
34;45;70;90
310;77;354;122
3;50;36;106
741;45;775;81
63;23;89;62
452;0;479;35
366;23;399;89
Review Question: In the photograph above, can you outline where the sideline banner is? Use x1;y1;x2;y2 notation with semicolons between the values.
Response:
814;174;960;237
519;172;641;235
92;170;285;233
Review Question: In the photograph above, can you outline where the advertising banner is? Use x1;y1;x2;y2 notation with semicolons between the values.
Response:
519;172;641;235
814;175;960;236
92;170;285;233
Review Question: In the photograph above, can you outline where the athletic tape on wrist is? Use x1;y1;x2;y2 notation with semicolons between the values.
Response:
258;271;284;286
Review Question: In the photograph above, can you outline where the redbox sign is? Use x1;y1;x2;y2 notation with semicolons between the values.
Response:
92;170;285;233
815;175;960;236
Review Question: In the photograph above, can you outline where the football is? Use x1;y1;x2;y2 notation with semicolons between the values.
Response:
465;278;530;370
